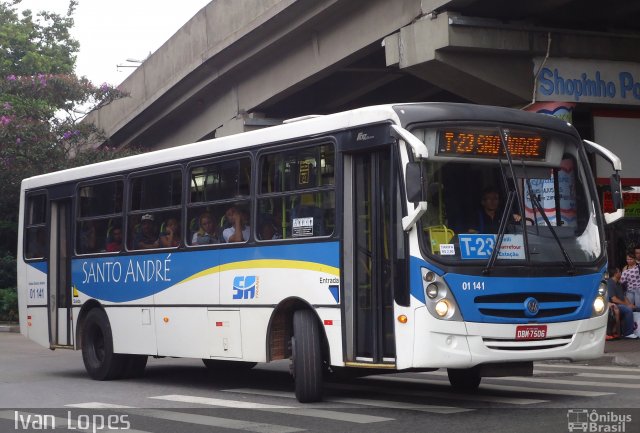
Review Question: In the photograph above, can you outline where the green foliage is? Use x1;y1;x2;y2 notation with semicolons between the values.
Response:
0;1;141;294
0;287;18;322
0;251;16;288
0;1;139;218
0;0;78;76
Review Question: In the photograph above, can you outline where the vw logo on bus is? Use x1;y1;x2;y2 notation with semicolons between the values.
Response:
524;297;540;317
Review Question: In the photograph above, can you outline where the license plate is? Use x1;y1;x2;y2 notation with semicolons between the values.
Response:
515;325;547;340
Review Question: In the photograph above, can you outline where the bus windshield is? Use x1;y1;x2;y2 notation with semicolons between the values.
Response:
413;125;602;266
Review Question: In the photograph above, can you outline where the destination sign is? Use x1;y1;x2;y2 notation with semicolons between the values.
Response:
437;129;548;160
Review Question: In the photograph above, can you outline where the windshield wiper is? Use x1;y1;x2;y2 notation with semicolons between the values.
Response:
483;127;575;275
483;128;524;275
522;174;576;274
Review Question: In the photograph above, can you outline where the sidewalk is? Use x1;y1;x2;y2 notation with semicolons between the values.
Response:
0;323;19;333
603;338;640;367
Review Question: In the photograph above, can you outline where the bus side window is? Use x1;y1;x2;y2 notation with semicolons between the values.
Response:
76;181;124;254
24;194;47;260
257;143;335;240
128;170;182;251
187;157;251;246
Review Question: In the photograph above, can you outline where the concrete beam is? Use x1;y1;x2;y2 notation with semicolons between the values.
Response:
87;0;426;149
384;10;640;106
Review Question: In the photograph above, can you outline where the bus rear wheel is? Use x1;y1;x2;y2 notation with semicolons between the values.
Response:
81;308;125;380
291;309;323;402
447;367;481;391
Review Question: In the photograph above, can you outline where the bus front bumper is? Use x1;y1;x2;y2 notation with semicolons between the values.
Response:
411;306;607;369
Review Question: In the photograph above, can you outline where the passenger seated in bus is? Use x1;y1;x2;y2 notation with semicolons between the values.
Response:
134;213;159;249
223;206;250;242
192;212;218;245
105;225;123;252
79;221;98;253
467;187;521;234
159;217;181;248
258;217;280;240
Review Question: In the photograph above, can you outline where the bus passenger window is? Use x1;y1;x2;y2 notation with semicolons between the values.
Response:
76;181;124;255
188;156;251;246
24;194;47;259
257;143;335;240
129;170;182;251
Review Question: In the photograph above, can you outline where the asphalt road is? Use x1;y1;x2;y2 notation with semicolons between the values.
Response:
1;333;639;433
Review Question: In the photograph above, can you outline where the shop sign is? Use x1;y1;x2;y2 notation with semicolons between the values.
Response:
603;191;640;217
534;58;640;105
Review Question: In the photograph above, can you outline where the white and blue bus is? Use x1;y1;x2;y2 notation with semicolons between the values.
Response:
17;103;624;402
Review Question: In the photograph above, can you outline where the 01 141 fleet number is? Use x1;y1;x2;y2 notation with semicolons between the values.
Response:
462;281;485;291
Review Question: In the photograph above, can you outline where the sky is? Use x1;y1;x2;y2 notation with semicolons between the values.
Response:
16;0;212;86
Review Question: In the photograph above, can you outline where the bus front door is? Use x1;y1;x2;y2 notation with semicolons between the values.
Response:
343;148;401;366
48;199;74;348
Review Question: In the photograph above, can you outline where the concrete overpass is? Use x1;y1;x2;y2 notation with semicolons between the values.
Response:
85;0;640;151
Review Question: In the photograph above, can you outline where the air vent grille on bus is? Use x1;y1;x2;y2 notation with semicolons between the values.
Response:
474;293;582;319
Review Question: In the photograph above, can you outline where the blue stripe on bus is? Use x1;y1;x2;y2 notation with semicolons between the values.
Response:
71;242;340;303
27;261;48;274
410;256;603;324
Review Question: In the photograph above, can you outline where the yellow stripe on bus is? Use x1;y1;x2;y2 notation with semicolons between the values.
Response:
178;259;340;285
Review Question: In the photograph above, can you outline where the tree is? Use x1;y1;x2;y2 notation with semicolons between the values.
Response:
0;0;138;298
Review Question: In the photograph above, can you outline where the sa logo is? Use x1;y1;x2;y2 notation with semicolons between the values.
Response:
232;276;257;300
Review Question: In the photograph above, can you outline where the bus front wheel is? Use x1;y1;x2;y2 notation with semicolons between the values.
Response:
447;367;481;391
81;308;125;380
291;309;323;402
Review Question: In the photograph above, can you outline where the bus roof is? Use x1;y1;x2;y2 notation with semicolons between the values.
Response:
21;104;401;191
20;103;576;191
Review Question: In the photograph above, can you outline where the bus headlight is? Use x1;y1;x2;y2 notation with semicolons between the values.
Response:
597;282;607;298
426;283;439;299
421;268;462;321
592;281;607;316
435;299;450;317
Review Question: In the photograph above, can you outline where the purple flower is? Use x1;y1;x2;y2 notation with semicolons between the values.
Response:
63;131;73;139
99;83;110;92
0;115;11;126
3;102;12;110
6;75;16;81
16;137;21;144
37;73;47;86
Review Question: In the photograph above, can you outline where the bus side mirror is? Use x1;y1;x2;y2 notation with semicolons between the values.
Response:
403;161;428;231
604;172;625;224
610;173;623;210
405;162;423;203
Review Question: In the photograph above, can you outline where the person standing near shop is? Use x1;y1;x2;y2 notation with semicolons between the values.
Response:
621;250;640;308
608;266;638;338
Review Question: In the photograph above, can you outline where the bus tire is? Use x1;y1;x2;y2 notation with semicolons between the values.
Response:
202;359;257;371
447;367;481;391
291;309;323;402
81;309;125;381
121;355;148;379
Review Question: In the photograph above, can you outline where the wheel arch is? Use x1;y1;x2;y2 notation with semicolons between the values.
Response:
75;299;104;350
266;297;329;364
